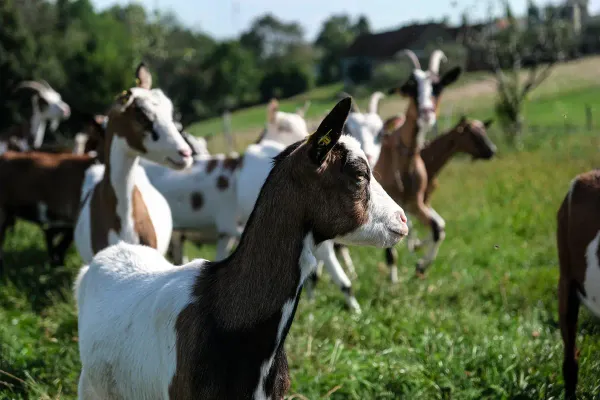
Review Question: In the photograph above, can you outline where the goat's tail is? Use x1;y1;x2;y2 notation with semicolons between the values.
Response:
368;91;385;114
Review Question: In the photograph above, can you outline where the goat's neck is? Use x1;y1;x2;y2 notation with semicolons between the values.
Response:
208;178;313;331
421;129;460;180
30;112;47;149
394;101;422;155
101;131;139;241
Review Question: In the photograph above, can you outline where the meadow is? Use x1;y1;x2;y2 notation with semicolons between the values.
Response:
1;59;600;399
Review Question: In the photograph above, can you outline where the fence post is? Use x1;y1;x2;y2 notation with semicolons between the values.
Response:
585;104;592;132
222;110;235;153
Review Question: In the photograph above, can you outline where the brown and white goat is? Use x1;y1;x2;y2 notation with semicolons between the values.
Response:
557;169;600;399
74;97;408;400
0;151;97;273
405;116;496;251
1;80;71;153
377;49;462;280
74;63;193;264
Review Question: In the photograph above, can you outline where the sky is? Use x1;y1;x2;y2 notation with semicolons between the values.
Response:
91;0;600;40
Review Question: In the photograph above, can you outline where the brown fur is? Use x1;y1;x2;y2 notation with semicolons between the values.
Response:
420;118;495;204
168;99;368;399
132;187;158;248
557;170;600;399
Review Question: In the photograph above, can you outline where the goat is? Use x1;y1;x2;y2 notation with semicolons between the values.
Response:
74;63;193;264
343;91;387;166
320;116;495;304
254;98;310;146
0;151;97;273
556;169;600;399
141;152;243;262
404;116;496;251
375;49;462;280
0;114;107;271
1;80;71;153
74;97;408;400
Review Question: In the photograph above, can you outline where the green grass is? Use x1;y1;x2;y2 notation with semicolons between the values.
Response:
2;69;600;399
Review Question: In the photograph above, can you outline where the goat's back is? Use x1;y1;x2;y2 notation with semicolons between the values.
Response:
75;242;205;399
0;151;95;217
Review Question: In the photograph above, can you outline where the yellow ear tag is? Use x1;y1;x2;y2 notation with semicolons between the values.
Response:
318;129;332;146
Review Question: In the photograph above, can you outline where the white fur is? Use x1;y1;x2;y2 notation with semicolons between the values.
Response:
74;87;192;264
581;231;600;318
140;153;242;261
259;110;309;147
75;242;203;399
344;92;385;166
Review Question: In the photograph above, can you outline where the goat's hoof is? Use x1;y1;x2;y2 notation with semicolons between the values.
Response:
347;297;362;314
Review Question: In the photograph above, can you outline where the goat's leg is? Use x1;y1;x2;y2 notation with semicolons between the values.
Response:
385;247;399;283
559;277;580;400
169;231;186;264
314;241;361;313
405;217;423;252
409;203;445;276
334;243;357;279
304;261;323;303
215;234;236;261
55;228;74;265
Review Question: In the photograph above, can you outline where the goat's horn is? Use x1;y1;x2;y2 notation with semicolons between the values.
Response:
401;49;421;70
14;81;47;93
428;50;447;75
39;79;53;90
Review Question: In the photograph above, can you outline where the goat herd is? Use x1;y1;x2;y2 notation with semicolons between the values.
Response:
0;49;595;399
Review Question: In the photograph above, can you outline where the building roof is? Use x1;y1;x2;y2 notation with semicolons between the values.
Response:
343;22;487;59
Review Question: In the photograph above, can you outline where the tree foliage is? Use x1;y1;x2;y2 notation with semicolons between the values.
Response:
468;0;578;146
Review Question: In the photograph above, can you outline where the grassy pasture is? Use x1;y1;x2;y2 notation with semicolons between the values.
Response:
1;62;600;399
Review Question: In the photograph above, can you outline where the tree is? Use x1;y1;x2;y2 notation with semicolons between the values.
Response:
468;0;578;146
0;0;37;131
354;15;371;36
314;14;356;84
240;14;305;61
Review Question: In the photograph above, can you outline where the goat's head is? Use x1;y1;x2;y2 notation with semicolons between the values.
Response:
345;112;384;167
14;80;71;123
272;97;408;248
453;116;497;160
106;63;192;170
389;49;461;132
263;98;309;146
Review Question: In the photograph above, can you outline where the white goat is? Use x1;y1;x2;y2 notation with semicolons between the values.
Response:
74;97;408;400
1;80;71;153
74;63;193;264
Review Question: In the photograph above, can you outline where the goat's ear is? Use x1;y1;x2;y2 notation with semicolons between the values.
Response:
307;97;351;165
267;98;279;123
440;66;462;88
483;118;494;129
136;63;152;90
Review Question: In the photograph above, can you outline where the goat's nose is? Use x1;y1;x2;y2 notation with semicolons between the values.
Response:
178;148;192;158
395;210;409;236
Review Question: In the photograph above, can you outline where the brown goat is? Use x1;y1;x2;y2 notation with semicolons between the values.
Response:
557;169;600;399
405;116;496;252
0;151;96;273
375;49;461;280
